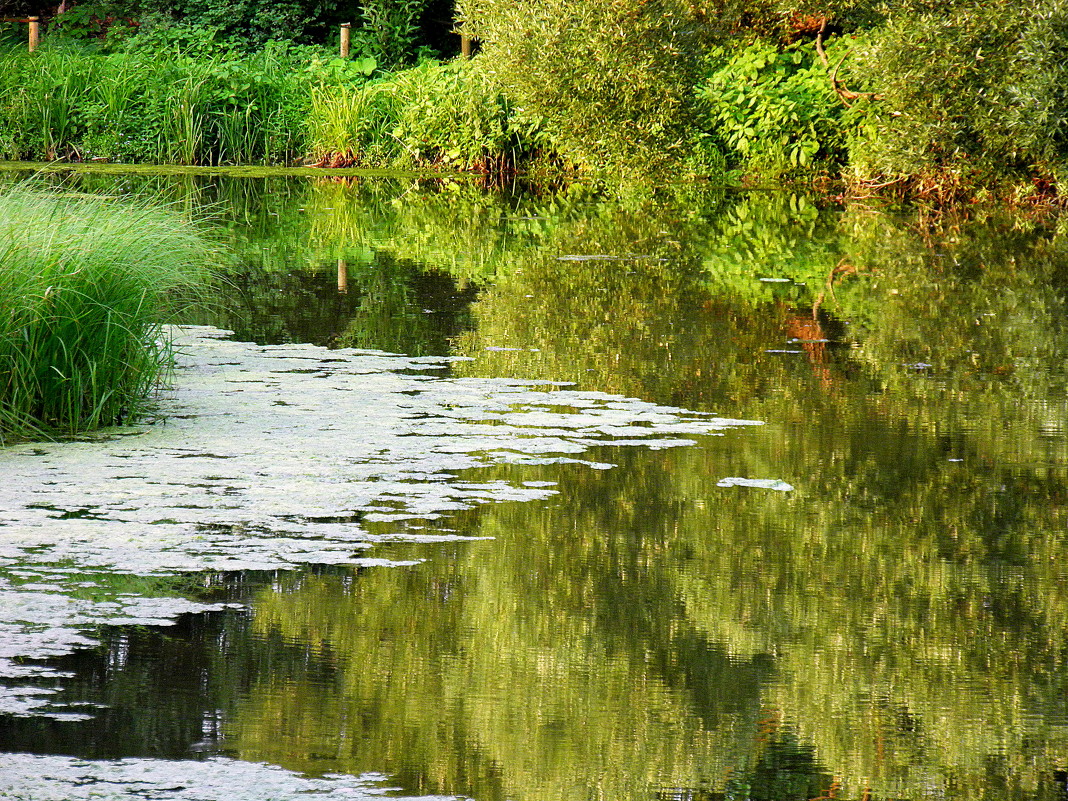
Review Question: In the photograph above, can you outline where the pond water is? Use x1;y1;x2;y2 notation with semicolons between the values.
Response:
3;173;1068;801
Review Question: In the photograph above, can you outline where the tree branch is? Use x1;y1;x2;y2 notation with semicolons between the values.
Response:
816;18;881;108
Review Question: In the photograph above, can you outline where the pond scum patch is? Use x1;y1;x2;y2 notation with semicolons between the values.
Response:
0;325;764;722
0;184;214;442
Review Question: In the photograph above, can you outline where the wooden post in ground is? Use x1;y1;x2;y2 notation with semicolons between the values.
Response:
452;21;473;59
27;17;39;52
340;23;351;58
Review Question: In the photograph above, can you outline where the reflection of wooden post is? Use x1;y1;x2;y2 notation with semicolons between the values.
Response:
340;23;351;58
337;259;348;293
27;17;39;52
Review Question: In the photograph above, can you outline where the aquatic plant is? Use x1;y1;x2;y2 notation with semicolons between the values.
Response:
0;185;215;440
0;41;317;165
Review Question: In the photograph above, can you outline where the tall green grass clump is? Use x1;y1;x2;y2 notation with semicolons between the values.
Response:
0;185;215;441
0;39;323;165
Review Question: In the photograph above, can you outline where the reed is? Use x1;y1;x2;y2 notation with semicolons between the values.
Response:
0;42;545;171
0;42;311;165
0;185;215;441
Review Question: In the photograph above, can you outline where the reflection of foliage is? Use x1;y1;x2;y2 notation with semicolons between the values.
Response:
450;189;847;407
300;177;557;277
333;254;476;356
224;382;1068;801
226;365;1068;801
0;568;242;758
19;173;1068;801
215;185;1068;801
833;209;1068;472
233;491;780;801
698;191;844;304
167;176;482;352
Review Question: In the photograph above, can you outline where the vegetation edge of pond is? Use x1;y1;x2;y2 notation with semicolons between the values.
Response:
0;184;216;443
0;161;471;180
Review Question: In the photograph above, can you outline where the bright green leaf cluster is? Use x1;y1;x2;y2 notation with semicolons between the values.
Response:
696;39;850;178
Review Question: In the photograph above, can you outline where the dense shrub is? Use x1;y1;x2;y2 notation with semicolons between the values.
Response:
355;0;424;67
142;0;338;47
456;0;734;177
307;58;544;169
848;0;1068;187
695;39;852;179
44;0;454;58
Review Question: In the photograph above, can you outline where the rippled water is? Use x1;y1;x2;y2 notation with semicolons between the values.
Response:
3;174;1068;800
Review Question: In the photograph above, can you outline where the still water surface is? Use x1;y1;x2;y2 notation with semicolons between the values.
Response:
3;174;1068;800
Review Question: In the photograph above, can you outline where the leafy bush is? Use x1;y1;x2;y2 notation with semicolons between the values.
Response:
695;39;853;178
47;0;142;45
355;0;424;67
307;58;544;169
457;0;733;177
135;0;344;48
848;0;1068;187
98;0;445;57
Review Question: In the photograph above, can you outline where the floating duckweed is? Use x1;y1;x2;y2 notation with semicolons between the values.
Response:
0;326;763;722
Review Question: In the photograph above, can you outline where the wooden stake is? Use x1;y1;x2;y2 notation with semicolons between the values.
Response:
340;23;351;58
27;16;39;52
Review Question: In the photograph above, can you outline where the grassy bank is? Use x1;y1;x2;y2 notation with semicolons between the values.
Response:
0;42;315;165
0;36;856;182
0;184;214;441
0;41;542;174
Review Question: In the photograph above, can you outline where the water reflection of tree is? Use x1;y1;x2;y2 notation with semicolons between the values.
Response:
221;195;1068;801
230;466;793;801
37;174;1068;799
179;178;485;352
